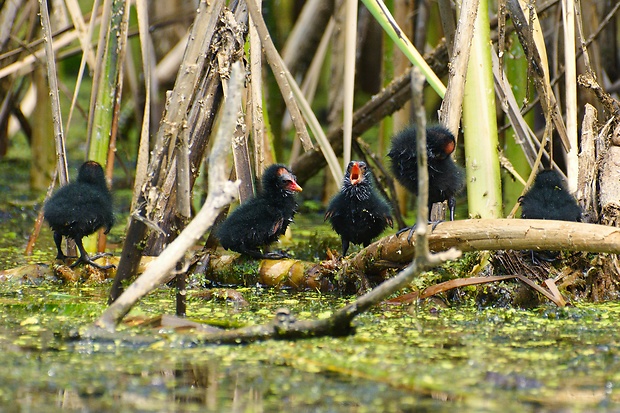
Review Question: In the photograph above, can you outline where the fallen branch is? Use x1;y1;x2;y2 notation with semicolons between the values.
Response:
351;219;620;273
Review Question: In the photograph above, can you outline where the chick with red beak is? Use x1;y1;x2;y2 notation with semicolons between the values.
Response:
325;161;393;256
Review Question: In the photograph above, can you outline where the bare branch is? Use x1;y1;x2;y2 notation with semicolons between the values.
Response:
91;62;244;332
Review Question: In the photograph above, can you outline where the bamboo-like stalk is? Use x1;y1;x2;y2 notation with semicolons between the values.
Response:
131;0;152;210
361;0;446;97
85;0;112;151
248;0;265;176
411;67;429;255
576;104;598;223
84;0;129;254
437;0;479;134
562;0;578;192
86;0;129;163
342;0;357;169
38;0;68;185
462;0;502;218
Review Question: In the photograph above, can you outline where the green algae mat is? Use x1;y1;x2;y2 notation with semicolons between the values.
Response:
0;282;619;412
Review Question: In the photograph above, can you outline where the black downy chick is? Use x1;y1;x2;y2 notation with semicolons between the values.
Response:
519;169;582;262
44;161;115;269
325;161;393;256
388;125;465;223
216;164;303;259
519;169;582;222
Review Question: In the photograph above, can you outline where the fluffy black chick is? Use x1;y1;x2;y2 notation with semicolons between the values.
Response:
388;125;465;222
519;169;582;262
44;161;115;269
216;164;303;259
520;169;582;222
325;161;393;256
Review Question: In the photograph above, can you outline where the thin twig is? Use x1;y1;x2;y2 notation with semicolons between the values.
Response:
244;0;313;152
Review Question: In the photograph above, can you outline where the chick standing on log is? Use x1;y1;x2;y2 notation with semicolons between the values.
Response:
216;164;303;259
388;125;465;224
44;160;115;269
325;161;393;256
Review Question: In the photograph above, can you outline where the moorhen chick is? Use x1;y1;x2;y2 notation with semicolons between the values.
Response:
519;169;582;262
388;125;465;225
325;161;393;256
216;164;303;259
519;169;582;222
44;160;114;269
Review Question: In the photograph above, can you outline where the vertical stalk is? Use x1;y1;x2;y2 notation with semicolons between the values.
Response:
342;0;357;169
462;0;502;218
562;0;578;192
85;0;130;253
38;0;68;185
87;0;129;164
502;34;532;215
132;0;152;210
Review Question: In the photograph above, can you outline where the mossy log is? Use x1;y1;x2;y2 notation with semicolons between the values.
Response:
204;219;620;291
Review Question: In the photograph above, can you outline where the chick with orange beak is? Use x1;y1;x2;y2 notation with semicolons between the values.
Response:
217;164;302;259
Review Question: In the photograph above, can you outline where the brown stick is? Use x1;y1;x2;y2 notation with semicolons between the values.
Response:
420;275;565;307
